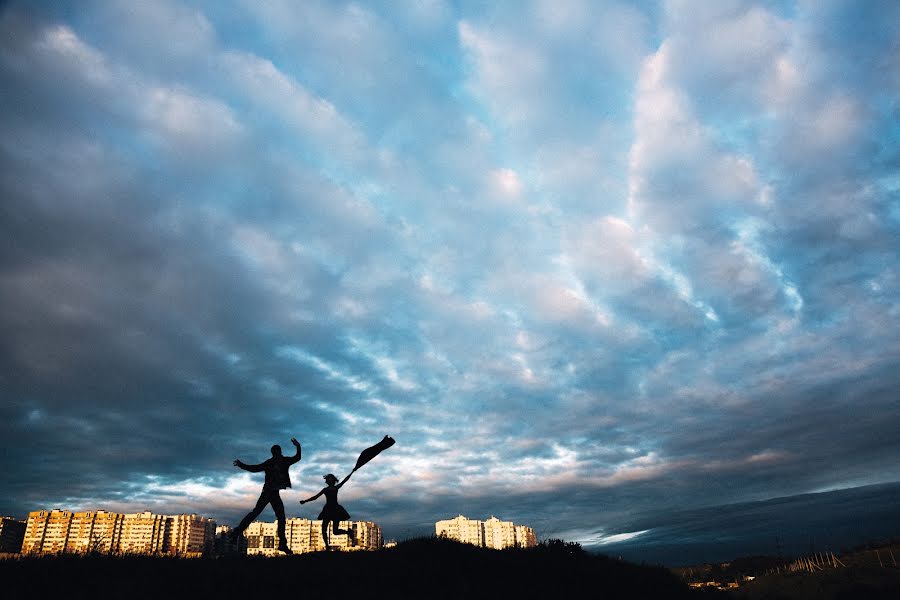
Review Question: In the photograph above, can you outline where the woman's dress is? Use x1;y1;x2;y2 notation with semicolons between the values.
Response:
317;486;350;521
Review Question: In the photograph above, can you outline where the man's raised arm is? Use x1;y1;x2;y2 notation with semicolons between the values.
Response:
288;437;302;464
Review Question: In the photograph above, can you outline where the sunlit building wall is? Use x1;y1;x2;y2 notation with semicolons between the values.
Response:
352;520;382;551
435;515;485;547
66;511;98;554
166;514;215;555
514;525;537;548
64;510;122;554
119;511;167;554
436;515;537;549
484;516;517;549
22;510;74;554
244;519;382;555
0;516;26;553
22;509;216;556
245;520;281;556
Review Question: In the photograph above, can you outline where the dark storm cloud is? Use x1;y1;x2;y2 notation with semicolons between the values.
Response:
596;482;900;566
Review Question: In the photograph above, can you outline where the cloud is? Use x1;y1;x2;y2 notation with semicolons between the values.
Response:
219;50;368;167
1;1;899;563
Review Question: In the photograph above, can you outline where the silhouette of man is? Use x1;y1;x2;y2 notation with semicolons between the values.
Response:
231;437;301;554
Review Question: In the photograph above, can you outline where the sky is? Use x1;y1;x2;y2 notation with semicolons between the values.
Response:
1;0;899;563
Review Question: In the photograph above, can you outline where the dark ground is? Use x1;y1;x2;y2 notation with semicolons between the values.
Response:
0;537;715;599
731;567;900;600
672;540;900;599
726;542;900;600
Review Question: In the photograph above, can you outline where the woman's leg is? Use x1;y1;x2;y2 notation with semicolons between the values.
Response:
322;519;332;548
332;520;356;544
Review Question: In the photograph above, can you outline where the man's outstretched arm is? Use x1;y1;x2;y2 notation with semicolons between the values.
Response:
288;437;302;464
233;459;264;472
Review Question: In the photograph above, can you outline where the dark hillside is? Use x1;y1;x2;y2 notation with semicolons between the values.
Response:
1;537;714;599
728;542;900;600
730;566;900;600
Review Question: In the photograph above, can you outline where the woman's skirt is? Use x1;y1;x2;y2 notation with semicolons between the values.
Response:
318;503;351;522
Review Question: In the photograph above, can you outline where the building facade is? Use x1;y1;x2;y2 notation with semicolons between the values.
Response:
166;513;216;556
65;510;121;554
435;515;485;547
483;516;517;549
22;509;73;554
21;509;216;556
118;511;167;554
515;524;537;548
0;517;26;553
436;515;537;549
244;518;382;555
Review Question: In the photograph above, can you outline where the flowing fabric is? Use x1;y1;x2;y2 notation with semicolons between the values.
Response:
353;435;395;471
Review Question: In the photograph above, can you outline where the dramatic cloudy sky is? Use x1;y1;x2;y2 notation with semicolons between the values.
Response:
2;0;899;560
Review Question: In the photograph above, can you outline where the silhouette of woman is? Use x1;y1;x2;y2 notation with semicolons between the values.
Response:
300;472;356;549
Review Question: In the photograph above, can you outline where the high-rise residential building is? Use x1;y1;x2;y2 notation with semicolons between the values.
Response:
119;511;167;554
484;516;517;549
65;510;122;554
166;514;216;556
352;520;382;551
22;509;73;554
244;520;284;556
0;516;26;553
514;524;537;548
435;515;537;549
244;518;382;556
435;515;485;547
21;509;216;556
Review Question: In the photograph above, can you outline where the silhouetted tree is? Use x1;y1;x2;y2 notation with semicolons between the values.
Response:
539;538;586;557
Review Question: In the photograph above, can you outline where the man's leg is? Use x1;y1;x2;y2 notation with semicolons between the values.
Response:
270;493;292;554
234;490;271;538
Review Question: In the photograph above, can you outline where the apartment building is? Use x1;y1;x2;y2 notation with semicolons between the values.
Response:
484;516;517;549
22;509;73;554
434;515;485;547
352;520;382;551
118;511;167;554
64;510;122;554
244;518;382;555
515;524;537;548
0;516;26;553
21;509;216;556
435;515;537;549
166;514;216;555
